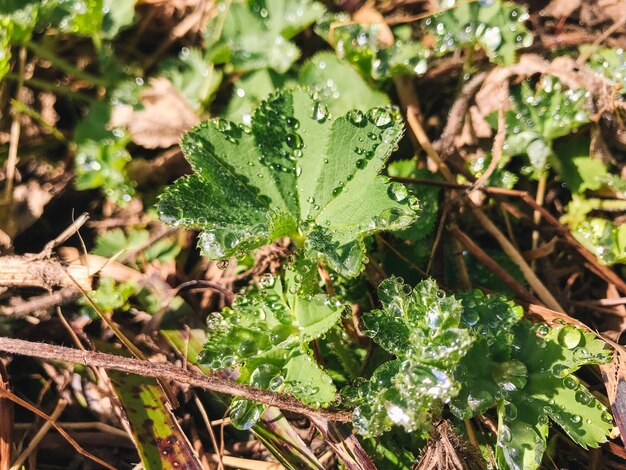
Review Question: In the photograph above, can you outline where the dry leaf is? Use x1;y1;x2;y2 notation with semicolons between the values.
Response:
111;78;199;149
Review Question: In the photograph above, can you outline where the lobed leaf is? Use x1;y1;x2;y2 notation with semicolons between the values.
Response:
351;278;473;437
200;272;341;422
158;88;419;277
494;75;590;179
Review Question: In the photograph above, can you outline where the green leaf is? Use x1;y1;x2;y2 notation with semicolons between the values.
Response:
315;13;428;80
552;133;607;193
160;48;222;110
468;152;518;189
158;89;418;277
562;195;626;265
583;46;626;95
101;0;136;39
495;76;590;179
0;19;11;81
351;277;473;437
81;278;136;317
452;309;612;470
224;69;296;124
74;101;135;204
206;0;325;73
0;0;39;44
102;343;203;470
200;272;340;415
426;0;533;65
298;52;389;116
39;0;104;36
387;161;441;242
225;52;387;125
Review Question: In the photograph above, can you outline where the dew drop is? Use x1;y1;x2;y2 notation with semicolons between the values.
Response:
368;108;393;128
347;109;367;126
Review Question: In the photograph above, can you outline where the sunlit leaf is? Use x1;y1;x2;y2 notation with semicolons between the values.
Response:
158;89;418;277
350;277;473;437
206;0;325;73
315;13;428;80
425;0;532;65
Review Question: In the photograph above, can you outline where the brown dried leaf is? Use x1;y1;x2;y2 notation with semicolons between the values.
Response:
111;78;199;149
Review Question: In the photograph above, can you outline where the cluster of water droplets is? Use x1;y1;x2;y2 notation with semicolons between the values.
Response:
425;1;532;59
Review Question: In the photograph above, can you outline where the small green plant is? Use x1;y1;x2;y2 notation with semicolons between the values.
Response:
158;86;614;468
425;0;533;64
158;89;418;277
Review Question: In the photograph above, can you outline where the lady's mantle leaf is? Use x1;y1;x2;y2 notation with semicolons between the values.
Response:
158;89;418;277
348;277;472;437
200;273;341;423
451;292;612;470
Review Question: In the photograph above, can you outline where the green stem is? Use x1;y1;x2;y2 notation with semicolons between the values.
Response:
26;40;108;87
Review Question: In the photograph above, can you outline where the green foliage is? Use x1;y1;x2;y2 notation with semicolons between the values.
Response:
226;52;388;125
200;272;342;428
387;160;441;242
160;48;222;110
82;277;136;316
158;89;418;277
583;46;626;95
104;343;203;469
563;196;626;265
347;277;473;437
93;228;181;264
73;101;135;204
315;13;428;80
101;0;136;39
425;0;532;65
206;0;325;73
493;75;590;179
298;52;389;115
468;152;518;189
451;291;612;470
552;133;607;193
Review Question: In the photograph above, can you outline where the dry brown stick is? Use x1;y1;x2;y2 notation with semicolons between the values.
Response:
11;399;67;469
0;388;114;469
448;225;537;304
0;47;26;231
30;213;90;261
0;336;352;422
470;206;565;313
435;72;487;160
0;257;92;291
0;287;80;317
0;362;12;470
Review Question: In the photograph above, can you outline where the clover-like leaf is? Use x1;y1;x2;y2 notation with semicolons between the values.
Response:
200;272;341;421
349;277;472;437
158;89;418;277
451;302;612;470
425;0;532;65
494;75;590;179
205;0;325;73
316;13;428;80
298;52;389;115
